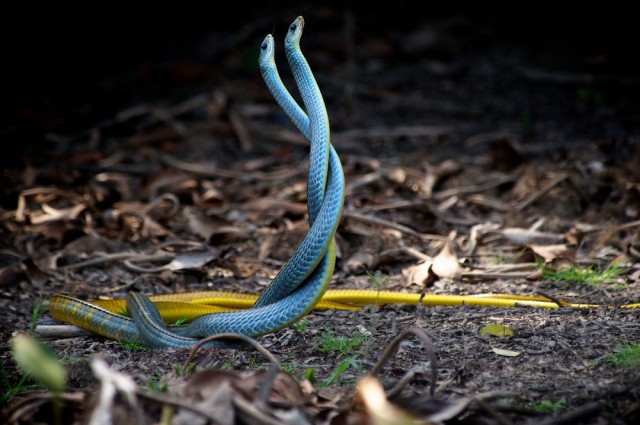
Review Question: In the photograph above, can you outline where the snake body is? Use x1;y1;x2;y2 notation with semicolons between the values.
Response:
49;16;345;348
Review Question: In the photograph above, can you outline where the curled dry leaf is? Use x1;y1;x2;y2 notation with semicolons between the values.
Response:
177;367;313;424
184;206;250;244
244;198;308;220
496;227;566;245
480;324;514;338
431;237;462;279
344;249;376;274
526;244;576;262
357;376;418;425
165;248;219;271
403;260;435;287
404;235;461;286
491;347;521;357
31;203;87;225
423;159;462;197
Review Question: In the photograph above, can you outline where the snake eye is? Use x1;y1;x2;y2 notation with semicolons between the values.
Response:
289;23;297;31
260;42;267;50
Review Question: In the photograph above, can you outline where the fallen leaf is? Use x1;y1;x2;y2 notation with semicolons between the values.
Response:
498;227;565;245
403;261;436;287
431;234;461;279
31;203;87;224
480;324;514;338
184;206;250;244
344;249;376;274
526;244;576;262
166;249;219;271
357;376;418;425
491;347;521;357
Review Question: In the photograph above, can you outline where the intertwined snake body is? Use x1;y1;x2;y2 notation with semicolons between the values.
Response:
49;16;345;348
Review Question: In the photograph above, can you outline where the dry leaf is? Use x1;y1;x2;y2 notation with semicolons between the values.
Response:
31;203;87;225
431;236;461;279
403;261;435;287
344;249;376;274
491;347;521;357
480;324;514;338
184;206;250;244
357;376;418;425
166;249;218;271
526;244;576;262
498;228;565;245
404;233;461;285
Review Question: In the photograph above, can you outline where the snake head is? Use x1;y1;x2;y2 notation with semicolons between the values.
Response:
285;16;305;47
259;34;275;67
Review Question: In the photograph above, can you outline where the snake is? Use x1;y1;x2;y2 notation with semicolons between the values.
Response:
48;16;345;348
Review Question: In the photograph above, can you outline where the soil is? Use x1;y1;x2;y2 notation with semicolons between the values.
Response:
1;3;640;424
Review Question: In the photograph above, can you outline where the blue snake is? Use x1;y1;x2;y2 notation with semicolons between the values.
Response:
48;16;345;348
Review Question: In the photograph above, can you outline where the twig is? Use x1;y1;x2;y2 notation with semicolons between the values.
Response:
473;396;512;425
368;326;438;397
515;173;569;211
183;333;280;406
432;174;517;201
55;252;165;271
333;125;451;144
34;325;92;339
228;107;254;152
343;211;447;241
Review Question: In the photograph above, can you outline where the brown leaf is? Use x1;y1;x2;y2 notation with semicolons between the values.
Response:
344;249;376;274
245;198;308;219
489;135;527;171
30;203;87;225
165;248;218;271
526;244;576;262
185;369;240;398
178;370;237;425
357;376;418;424
235;370;308;405
184;206;250;244
498;227;565;245
430;237;462;279
403;261;436;287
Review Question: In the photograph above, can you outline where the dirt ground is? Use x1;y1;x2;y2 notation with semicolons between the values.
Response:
1;4;640;424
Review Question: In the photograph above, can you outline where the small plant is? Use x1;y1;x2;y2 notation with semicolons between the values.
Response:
173;317;188;326
11;334;67;423
317;330;369;357
30;297;48;331
304;367;317;383
367;270;388;290
1;365;39;408
608;342;640;368
367;270;389;308
171;363;195;376
118;339;147;351
521;116;533;135
220;360;234;370
539;261;623;287
248;355;266;371
293;320;309;332
280;363;300;375
530;398;566;413
319;356;362;388
577;87;603;104
147;377;169;393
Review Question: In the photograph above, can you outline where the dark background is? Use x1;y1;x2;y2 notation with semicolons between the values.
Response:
1;3;638;166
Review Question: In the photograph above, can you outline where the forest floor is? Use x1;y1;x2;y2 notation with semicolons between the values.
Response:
1;5;640;424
